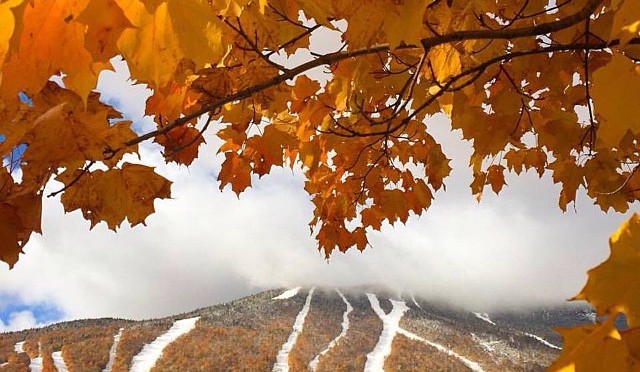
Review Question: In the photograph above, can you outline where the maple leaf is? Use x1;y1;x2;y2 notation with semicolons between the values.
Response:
591;54;640;148
574;214;640;327
155;125;204;166
1;0;97;100
549;317;640;371
115;0;225;87
59;163;172;230
218;152;252;195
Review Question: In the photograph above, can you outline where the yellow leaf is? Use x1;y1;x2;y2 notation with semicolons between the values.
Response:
549;317;635;372
1;0;96;100
60;163;172;230
383;0;429;48
427;44;462;84
0;82;137;171
76;0;132;63
609;0;640;47
116;0;225;87
591;54;640;148
0;0;23;87
574;214;640;327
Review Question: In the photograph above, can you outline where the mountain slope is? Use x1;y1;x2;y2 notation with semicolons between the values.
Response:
0;288;593;371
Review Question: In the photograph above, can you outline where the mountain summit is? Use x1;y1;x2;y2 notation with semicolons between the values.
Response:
0;288;593;371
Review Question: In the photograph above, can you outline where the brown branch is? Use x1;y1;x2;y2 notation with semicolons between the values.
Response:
47;161;95;198
111;0;605;157
420;0;601;50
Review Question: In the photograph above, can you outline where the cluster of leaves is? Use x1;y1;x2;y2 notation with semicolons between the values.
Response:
1;0;640;367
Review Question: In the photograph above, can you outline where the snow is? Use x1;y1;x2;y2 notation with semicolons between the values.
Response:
308;289;353;371
525;332;561;350
29;342;43;372
364;293;409;372
103;328;124;372
410;294;422;309
398;329;484;372
14;341;25;353
273;287;302;300
473;312;496;326
471;333;501;353
129;317;200;372
273;287;315;372
52;351;69;372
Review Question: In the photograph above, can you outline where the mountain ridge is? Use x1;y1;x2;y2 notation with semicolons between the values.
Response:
0;287;594;371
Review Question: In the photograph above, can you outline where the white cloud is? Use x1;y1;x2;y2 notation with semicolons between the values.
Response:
0;310;42;332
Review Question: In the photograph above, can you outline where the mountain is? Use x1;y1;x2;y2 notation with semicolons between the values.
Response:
0;287;594;371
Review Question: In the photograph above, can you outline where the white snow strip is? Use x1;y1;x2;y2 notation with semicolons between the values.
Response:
273;287;302;300
364;293;410;372
129;317;200;372
29;343;43;372
308;289;353;371
525;333;561;350
410;294;422;309
103;328;124;372
14;341;25;353
398;328;484;372
52;351;69;372
273;287;316;372
473;312;496;326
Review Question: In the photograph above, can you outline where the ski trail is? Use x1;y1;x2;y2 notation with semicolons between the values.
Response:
52;351;69;372
364;293;409;372
29;342;43;372
273;287;301;300
525;333;561;350
473;312;496;326
410;294;422;309
103;328;124;372
129;317;199;372
308;289;353;371
272;287;316;372
14;341;25;353
397;328;484;372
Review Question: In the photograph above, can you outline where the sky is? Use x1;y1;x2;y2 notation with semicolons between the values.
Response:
0;58;636;332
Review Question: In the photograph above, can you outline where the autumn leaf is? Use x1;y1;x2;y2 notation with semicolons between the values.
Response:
115;0;225;87
59;163;171;230
155;126;204;166
549;316;640;371
574;214;640;327
591;54;640;148
218;152;252;195
1;0;97;100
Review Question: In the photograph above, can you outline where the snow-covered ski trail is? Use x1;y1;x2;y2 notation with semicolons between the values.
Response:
473;312;496;326
525;333;561;350
103;328;124;372
364;293;409;372
410;294;422;309
272;287;316;372
52;351;69;372
129;317;200;372
308;289;353;371
273;287;301;300
397;328;484;372
29;342;43;372
14;341;25;353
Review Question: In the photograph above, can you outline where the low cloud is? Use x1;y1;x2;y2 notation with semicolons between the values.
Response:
0;310;44;333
